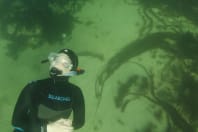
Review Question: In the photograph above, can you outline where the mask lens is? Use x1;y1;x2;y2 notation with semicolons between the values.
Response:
48;53;71;68
48;52;58;63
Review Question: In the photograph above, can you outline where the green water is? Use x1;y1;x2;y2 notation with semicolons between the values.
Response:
0;0;198;131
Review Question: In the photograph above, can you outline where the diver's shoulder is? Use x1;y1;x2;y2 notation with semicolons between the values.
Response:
68;83;83;93
27;77;51;85
68;82;80;88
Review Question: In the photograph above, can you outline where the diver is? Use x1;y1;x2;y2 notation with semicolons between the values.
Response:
12;49;85;132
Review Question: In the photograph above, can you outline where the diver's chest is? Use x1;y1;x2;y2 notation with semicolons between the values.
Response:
35;87;73;109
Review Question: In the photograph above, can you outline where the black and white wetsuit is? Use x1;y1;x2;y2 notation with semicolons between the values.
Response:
12;76;85;132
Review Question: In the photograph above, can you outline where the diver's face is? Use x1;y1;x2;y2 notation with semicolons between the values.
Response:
49;53;73;76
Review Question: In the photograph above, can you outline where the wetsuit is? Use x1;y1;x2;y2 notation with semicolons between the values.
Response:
12;76;85;132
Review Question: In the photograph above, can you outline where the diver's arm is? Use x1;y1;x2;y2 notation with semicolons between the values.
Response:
72;86;85;130
12;83;33;132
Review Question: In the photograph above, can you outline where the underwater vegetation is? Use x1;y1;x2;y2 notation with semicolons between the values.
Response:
0;0;89;58
125;0;198;26
123;0;198;40
94;0;198;131
95;31;198;132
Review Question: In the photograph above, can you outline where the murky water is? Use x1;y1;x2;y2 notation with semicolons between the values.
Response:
0;0;198;131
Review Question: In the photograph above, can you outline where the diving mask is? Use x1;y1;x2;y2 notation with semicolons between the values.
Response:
48;52;74;76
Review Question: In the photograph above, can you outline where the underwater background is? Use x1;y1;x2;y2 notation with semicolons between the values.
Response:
0;0;198;131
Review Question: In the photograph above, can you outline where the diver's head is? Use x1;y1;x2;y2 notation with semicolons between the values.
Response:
42;49;84;77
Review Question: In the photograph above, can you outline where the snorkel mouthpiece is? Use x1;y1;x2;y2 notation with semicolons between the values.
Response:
50;67;62;77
